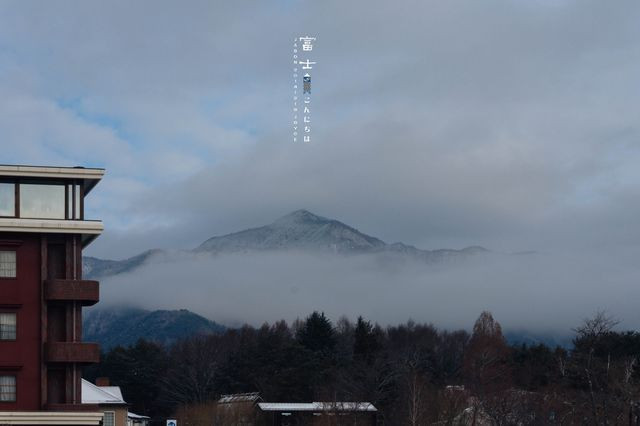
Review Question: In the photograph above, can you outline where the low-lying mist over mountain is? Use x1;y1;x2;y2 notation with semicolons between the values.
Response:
86;209;640;340
84;209;489;279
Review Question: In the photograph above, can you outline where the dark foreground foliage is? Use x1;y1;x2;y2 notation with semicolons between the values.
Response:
85;310;640;425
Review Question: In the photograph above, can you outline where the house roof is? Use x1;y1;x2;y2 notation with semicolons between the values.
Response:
128;412;150;420
81;379;126;405
257;402;377;412
99;386;123;400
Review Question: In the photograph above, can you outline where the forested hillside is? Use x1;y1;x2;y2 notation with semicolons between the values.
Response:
84;307;225;349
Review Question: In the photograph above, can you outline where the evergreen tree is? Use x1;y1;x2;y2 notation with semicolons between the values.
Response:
354;316;380;363
296;311;336;354
94;339;170;418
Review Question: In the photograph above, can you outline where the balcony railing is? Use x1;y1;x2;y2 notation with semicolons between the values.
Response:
45;342;100;364
44;279;99;306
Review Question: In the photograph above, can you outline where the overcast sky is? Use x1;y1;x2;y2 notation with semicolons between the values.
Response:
1;0;639;262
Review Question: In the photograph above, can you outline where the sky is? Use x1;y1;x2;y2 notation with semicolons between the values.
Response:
1;1;640;330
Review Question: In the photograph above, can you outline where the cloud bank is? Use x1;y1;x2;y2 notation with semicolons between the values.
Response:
98;248;640;336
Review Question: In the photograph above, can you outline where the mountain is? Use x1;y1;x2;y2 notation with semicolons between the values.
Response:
505;330;573;349
83;307;225;350
196;209;387;253
84;209;489;279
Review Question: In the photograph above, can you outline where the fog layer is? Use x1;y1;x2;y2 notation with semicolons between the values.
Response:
99;248;640;334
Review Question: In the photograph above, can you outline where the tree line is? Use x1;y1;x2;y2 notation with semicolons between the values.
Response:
85;310;640;425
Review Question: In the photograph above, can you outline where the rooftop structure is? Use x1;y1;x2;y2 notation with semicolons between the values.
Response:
81;380;125;405
257;401;378;426
0;165;104;246
257;402;377;412
218;392;261;404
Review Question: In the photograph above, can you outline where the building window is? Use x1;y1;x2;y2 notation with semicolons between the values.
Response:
19;184;66;219
0;183;15;217
0;251;16;278
103;411;115;426
0;376;16;402
0;313;16;340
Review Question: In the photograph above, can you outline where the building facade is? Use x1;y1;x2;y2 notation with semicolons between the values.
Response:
0;165;104;424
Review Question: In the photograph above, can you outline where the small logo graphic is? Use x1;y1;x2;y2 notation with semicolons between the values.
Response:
167;420;177;426
303;74;311;94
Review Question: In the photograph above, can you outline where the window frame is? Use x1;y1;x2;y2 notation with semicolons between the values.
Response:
0;250;17;280
19;182;67;220
0;181;17;218
0;178;83;221
0;311;17;341
103;411;116;426
0;375;17;403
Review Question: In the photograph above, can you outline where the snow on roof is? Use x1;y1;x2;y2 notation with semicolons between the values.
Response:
257;402;377;412
101;386;123;400
81;379;126;405
128;412;150;420
218;392;261;403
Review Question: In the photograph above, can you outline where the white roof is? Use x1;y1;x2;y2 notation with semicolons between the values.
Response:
258;402;377;412
100;386;124;400
81;379;126;405
128;412;150;420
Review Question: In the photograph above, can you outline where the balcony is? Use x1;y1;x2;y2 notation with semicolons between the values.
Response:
45;342;100;364
44;279;99;306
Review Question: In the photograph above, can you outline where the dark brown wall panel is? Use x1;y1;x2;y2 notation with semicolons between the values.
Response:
0;231;99;410
0;234;41;410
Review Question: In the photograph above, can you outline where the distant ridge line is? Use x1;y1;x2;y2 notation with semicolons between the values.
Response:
84;209;490;279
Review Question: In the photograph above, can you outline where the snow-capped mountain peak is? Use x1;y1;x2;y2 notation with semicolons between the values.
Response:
272;209;329;226
84;209;490;279
196;209;386;253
